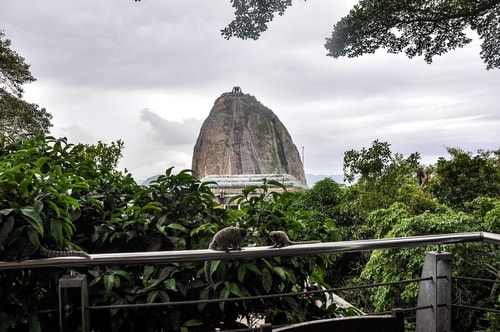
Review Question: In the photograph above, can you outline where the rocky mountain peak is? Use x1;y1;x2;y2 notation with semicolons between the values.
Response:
191;87;306;185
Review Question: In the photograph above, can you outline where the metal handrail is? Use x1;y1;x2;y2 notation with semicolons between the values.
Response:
1;231;498;271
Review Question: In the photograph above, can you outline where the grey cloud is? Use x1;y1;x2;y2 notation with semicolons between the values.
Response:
139;108;201;146
51;124;96;144
1;1;498;180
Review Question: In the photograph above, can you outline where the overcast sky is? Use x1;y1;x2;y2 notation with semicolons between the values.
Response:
1;1;499;183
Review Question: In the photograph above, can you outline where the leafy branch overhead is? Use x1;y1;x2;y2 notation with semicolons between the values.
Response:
222;0;500;69
221;0;293;40
0;31;52;142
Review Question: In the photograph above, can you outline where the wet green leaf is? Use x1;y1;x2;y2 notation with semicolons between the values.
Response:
262;268;272;293
164;278;178;292
113;269;133;283
20;208;43;235
167;223;188;233
103;274;114;301
198;287;210;311
182;319;202;327
273;266;288;281
147;290;159;303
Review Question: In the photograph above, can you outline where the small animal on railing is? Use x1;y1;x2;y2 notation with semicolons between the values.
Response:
269;230;320;248
204;226;247;287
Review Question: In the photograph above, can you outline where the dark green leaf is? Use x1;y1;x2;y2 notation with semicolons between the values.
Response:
103;274;114;301
147;290;159;303
28;314;41;332
182;319;203;327
20;208;44;234
167;223;188;233
164;278;178;292
262;268;272;293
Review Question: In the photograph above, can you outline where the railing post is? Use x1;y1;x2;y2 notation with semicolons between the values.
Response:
58;273;89;332
416;251;452;332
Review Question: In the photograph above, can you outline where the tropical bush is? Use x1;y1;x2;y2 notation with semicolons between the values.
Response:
0;136;340;331
0;136;498;331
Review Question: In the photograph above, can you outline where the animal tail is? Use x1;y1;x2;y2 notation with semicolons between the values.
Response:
38;247;91;259
204;260;214;287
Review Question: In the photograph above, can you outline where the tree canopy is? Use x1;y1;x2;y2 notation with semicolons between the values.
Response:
428;147;500;210
222;0;500;69
1;135;499;330
0;30;52;142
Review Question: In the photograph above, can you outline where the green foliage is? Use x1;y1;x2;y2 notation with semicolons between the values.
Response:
429;148;500;211
293;178;342;221
299;178;353;239
343;140;393;182
291;178;369;288
0;30;34;97
1;136;319;330
223;179;341;324
339;141;499;329
92;167;224;253
221;1;500;69
325;0;500;69
395;183;445;215
0;136;95;257
0;136;134;330
343;140;421;215
360;202;499;330
86;176;344;328
1;136;499;330
221;0;292;40
0;30;52;142
85;168;230;329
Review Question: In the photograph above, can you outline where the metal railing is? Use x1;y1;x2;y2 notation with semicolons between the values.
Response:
1;231;499;331
1;231;498;271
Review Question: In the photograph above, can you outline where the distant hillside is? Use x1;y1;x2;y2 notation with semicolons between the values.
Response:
141;174;160;186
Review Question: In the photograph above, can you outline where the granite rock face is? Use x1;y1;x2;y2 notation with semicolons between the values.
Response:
192;88;306;184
